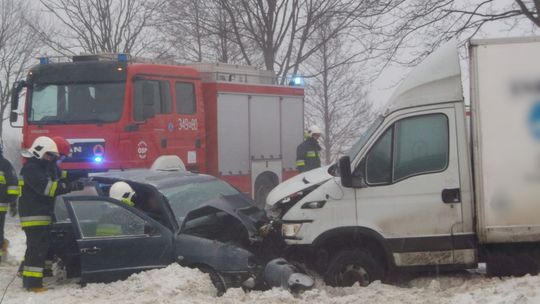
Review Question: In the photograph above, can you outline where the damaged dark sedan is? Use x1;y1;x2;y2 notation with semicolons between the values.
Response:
49;168;313;293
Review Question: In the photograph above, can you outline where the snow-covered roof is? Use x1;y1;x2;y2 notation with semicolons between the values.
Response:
384;39;463;115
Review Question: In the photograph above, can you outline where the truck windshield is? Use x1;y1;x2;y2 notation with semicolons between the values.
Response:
347;115;384;159
28;82;125;124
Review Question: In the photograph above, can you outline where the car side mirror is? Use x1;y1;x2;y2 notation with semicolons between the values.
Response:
339;156;353;188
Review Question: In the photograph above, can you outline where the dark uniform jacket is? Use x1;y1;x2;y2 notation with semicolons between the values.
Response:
0;155;19;212
18;158;73;228
296;137;322;172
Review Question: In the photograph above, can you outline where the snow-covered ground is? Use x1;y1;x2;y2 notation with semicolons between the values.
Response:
2;217;540;304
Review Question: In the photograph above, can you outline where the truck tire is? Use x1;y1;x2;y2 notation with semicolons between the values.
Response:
325;249;384;287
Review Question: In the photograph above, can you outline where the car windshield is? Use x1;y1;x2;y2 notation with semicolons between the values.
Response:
28;82;125;124
347;115;384;159
161;179;240;224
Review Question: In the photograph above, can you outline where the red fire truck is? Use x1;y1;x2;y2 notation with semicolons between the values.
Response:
10;54;304;205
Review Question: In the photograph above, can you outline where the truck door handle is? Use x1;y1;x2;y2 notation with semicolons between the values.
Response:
80;246;101;255
442;188;461;203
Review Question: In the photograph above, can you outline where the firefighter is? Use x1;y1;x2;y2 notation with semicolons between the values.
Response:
109;181;137;207
52;136;71;180
40;136;72;277
95;181;139;236
0;139;20;263
296;125;322;173
18;136;83;292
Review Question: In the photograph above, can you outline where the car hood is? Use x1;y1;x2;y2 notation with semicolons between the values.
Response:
182;194;267;239
266;165;333;207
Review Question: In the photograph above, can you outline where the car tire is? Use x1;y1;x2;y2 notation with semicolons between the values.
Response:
200;267;227;296
324;249;384;287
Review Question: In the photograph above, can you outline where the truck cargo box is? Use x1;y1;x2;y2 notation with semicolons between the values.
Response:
470;37;540;243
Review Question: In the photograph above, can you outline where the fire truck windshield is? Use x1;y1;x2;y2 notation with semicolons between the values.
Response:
28;82;125;124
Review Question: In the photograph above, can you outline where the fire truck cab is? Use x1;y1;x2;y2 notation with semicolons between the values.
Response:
10;54;304;205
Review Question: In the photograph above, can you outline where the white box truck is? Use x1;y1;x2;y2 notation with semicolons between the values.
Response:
266;37;540;287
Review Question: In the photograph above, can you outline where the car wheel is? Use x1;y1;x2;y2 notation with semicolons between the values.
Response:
325;249;383;287
200;267;227;296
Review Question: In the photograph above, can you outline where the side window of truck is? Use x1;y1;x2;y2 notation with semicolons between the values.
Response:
175;82;196;114
133;80;171;121
159;81;172;114
393;114;448;180
365;114;449;185
365;128;393;184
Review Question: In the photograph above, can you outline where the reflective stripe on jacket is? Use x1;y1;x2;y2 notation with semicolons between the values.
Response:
18;158;72;228
20;215;53;228
0;155;19;212
296;137;322;172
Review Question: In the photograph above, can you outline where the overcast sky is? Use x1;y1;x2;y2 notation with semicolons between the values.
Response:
370;2;540;112
5;1;540;141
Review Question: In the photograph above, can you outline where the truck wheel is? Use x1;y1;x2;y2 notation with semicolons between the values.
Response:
325;249;384;287
254;176;275;208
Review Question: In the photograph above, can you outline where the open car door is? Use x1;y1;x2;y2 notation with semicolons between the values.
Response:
63;196;174;284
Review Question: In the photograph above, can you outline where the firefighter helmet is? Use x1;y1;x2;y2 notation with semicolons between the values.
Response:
23;136;59;159
52;136;71;157
307;125;322;135
109;181;136;206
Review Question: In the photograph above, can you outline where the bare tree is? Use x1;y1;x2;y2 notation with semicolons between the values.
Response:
158;0;208;62
157;0;243;63
0;0;42;138
34;0;164;56
304;18;374;163
444;0;540;34
216;0;396;82
374;0;540;68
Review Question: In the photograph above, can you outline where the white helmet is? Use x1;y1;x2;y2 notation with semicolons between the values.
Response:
308;125;322;135
22;136;59;159
109;181;136;206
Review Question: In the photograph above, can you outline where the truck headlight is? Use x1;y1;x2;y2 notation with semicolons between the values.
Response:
282;223;302;238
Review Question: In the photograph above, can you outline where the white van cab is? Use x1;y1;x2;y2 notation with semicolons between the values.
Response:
266;37;540;287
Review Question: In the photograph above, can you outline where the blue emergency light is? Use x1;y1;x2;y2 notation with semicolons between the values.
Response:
117;53;129;62
290;76;304;86
94;156;103;163
39;57;50;65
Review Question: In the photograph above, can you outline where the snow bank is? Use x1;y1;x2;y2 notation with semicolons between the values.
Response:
3;218;540;304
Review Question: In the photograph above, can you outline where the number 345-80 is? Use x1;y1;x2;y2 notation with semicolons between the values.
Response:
178;118;198;131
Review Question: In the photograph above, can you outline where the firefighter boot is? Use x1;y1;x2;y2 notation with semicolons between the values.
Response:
0;239;9;263
27;287;48;293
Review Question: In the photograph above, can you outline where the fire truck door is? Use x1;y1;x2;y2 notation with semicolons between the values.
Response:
170;81;201;171
132;78;174;165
